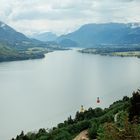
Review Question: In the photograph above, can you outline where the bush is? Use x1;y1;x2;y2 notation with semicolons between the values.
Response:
129;90;140;122
53;130;72;140
88;121;99;139
98;117;140;140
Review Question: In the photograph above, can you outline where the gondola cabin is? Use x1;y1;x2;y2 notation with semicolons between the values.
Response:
97;97;100;103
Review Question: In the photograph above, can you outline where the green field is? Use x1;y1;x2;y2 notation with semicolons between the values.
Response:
112;51;140;58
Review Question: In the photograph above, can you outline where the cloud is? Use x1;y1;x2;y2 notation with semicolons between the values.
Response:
0;0;140;35
7;0;94;21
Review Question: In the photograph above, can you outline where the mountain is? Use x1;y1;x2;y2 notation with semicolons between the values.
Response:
59;38;78;47
0;21;53;50
32;32;57;42
0;21;46;62
0;21;30;45
58;23;140;47
0;21;66;62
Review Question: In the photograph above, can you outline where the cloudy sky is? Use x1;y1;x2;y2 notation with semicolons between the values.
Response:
0;0;140;35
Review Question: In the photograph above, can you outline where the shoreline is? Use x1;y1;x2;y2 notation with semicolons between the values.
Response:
79;48;140;59
0;53;45;63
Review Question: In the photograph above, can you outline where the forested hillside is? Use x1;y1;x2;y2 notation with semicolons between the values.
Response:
12;90;140;140
0;42;45;62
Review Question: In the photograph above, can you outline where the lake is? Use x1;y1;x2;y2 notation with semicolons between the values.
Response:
1;49;140;140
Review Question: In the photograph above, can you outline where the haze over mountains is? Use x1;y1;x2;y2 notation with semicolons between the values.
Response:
32;32;57;42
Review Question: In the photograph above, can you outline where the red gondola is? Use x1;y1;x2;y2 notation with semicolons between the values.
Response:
97;97;100;103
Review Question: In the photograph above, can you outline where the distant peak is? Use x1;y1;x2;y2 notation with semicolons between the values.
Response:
0;21;9;30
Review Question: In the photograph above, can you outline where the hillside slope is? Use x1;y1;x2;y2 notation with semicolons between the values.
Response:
11;90;140;140
0;42;45;62
0;21;30;45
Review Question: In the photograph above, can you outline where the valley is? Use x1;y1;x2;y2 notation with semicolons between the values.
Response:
0;21;65;62
1;21;140;140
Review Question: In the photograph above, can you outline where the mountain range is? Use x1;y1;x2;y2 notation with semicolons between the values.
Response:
0;21;70;62
57;23;140;47
1;21;140;49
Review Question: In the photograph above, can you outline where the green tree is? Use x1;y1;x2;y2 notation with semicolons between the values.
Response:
129;90;140;122
88;121;99;139
53;130;72;140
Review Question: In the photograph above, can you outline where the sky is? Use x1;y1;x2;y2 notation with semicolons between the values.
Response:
0;0;140;35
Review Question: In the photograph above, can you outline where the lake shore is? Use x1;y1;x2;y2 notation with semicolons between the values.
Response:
0;48;69;63
0;53;45;62
79;48;140;58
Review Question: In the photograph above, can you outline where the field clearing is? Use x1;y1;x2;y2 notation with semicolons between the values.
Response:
112;51;140;58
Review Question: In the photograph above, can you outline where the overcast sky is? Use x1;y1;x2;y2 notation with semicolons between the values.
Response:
0;0;140;35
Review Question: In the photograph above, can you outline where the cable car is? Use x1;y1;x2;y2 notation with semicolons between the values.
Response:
97;97;100;103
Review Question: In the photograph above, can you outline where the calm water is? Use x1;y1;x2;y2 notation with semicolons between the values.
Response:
1;50;140;139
